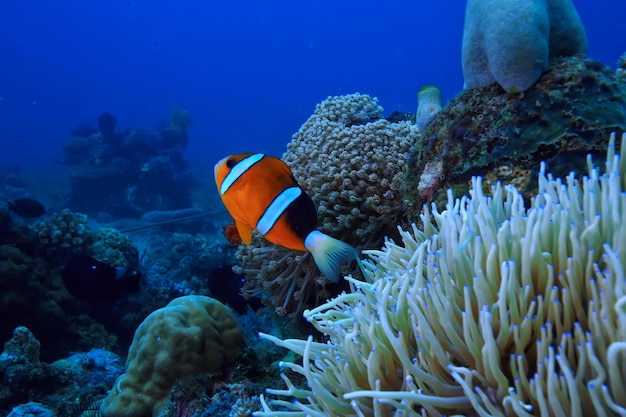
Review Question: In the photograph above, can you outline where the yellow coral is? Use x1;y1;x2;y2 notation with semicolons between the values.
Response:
100;295;244;417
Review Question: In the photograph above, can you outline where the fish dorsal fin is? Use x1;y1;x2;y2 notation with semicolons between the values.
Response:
235;219;253;244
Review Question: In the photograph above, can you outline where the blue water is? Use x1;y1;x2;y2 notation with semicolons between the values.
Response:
1;0;624;168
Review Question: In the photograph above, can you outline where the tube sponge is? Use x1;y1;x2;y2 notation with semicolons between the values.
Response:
415;86;442;131
99;295;244;417
462;0;587;92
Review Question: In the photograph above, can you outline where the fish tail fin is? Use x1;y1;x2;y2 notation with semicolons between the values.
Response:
304;230;358;283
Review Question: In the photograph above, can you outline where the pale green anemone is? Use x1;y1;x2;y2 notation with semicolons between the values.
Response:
255;133;626;416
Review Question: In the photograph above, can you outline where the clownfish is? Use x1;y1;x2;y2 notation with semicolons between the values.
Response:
214;152;358;282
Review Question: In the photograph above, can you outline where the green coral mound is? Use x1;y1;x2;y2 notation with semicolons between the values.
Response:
257;134;626;416
407;56;626;211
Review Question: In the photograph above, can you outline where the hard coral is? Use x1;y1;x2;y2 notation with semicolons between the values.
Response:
143;232;230;297
407;55;626;212
88;227;139;271
236;93;418;315
286;94;417;247
32;209;91;262
0;327;53;413
99;295;244;417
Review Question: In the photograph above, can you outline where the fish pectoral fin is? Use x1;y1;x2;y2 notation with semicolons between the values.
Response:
235;220;253;244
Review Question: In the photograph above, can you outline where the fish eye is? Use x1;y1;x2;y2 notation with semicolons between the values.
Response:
226;158;236;168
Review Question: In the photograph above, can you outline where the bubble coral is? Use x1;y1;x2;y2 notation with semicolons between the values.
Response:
235;93;418;315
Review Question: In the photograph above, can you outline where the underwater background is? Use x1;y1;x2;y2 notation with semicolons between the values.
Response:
1;1;626;417
0;0;624;168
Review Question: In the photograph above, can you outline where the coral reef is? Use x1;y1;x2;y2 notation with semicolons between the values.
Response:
0;165;30;204
141;231;234;297
287;93;416;248
0;207;139;365
462;0;587;92
88;227;139;270
159;378;261;417
0;327;57;414
407;56;626;213
235;93;418;315
50;349;124;416
0;205;38;252
0;278;301;416
100;295;245;417
3;207;150;362
0;245;71;361
0;327;124;417
257;133;626;416
32;209;91;263
62;112;194;217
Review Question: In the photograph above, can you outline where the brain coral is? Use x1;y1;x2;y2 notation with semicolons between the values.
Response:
235;93;418;315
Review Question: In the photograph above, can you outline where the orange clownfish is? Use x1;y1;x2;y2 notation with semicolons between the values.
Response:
214;152;357;282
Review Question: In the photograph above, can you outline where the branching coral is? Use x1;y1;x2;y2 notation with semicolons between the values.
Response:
256;133;626;416
236;93;418;315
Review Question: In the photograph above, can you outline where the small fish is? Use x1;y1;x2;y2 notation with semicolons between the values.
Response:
214;153;357;282
61;255;140;301
7;198;46;218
